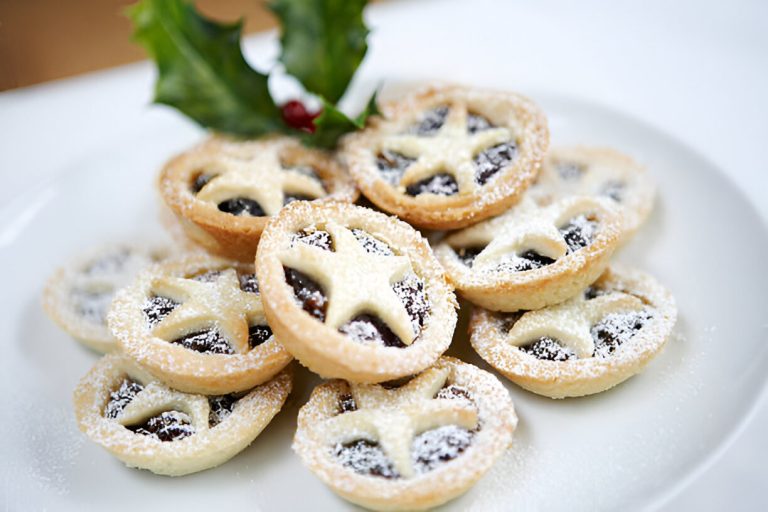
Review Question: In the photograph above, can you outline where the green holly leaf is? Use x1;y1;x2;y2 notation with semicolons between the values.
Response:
270;0;369;104
309;92;379;148
129;0;284;136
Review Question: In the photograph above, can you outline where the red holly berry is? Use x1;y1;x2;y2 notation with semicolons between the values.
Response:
281;99;320;133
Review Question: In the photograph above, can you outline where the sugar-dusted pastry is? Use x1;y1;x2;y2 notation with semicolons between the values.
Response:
530;146;655;240
256;201;458;383
109;256;292;394
74;354;291;476
434;196;622;311
43;243;168;353
293;357;516;511
469;265;677;398
340;84;549;229
158;136;358;261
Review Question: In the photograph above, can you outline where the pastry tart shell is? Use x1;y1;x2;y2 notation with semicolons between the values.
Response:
469;265;677;398
292;357;517;511
109;256;293;394
256;201;458;383
435;197;623;311
158;136;358;262
73;354;292;476
340;84;549;230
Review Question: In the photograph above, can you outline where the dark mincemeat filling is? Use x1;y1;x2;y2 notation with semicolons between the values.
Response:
435;384;473;403
352;229;394;256
409;106;449;135
584;285;606;300
293;228;334;251
286;229;429;347
172;329;233;355
105;378;144;419
559;215;598;253
337;393;358;414
191;173;216;194
456;245;555;273
106;380;239;439
600;180;625;202
248;324;273;348
217;197;265;217
106;378;194;442
142;295;180;327
284;268;328;321
335;439;399;479
339;314;407;348
519;309;653;361
208;394;238;427
555;162;585;181
498;311;524;332
467;113;493;133
519;336;577;361
591;310;653;358
238;272;259;294
376;150;415;185
412;425;474;474
84;249;131;275
405;173;459;197
73;290;112;324
127;411;195;442
474;142;517;186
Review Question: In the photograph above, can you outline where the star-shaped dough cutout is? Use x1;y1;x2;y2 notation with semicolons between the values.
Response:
382;102;512;194
115;380;211;433
149;269;261;353
195;146;326;215
321;367;478;477
507;291;648;358
447;197;569;271
279;222;417;344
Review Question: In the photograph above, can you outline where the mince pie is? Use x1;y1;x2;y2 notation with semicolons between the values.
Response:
43;243;168;353
158;136;358;261
434;196;622;311
293;357;516;511
109;256;292;394
530;146;655;241
256;201;458;382
469;265;677;398
73;354;292;475
340;84;549;229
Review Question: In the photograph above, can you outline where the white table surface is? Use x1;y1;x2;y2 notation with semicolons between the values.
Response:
1;0;766;509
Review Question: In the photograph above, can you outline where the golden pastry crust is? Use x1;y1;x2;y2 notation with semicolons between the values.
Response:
158;136;358;261
43;243;168;353
340;84;549;229
73;354;292;476
256;201;458;383
293;357;517;511
434;196;622;311
109;255;292;394
531;146;655;241
469;265;677;398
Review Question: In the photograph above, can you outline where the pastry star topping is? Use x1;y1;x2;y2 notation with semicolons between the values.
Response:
382;102;512;194
114;380;211;432
149;269;261;353
195;143;326;215
448;196;603;271
508;291;647;358
323;367;478;477
280;222;418;344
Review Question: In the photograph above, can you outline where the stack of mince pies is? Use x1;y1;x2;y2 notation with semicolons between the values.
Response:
44;84;677;511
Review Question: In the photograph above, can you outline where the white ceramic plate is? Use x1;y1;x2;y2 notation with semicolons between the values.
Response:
2;87;767;511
